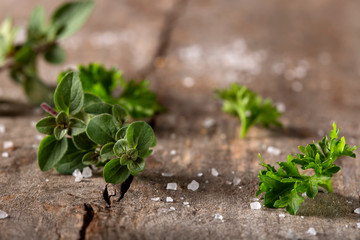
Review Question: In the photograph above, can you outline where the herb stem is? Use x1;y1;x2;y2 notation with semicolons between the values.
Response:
40;102;58;117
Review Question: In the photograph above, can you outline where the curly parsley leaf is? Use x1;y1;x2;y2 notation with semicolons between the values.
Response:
257;123;357;214
216;83;281;138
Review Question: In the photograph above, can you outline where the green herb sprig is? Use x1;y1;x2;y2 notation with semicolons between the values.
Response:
257;123;357;214
0;0;94;105
58;63;165;119
36;71;156;184
216;83;281;138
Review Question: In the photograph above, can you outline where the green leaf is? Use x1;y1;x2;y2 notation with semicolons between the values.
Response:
50;0;94;39
84;93;102;105
84;102;112;115
56;111;69;125
82;152;99;165
54;126;68;140
27;6;45;40
128;158;145;175
100;143;115;159
115;126;128;140
36;116;56;135
14;45;35;64
55;139;86;174
72;132;96;150
38;135;68;171
54;71;84;115
126;121;156;151
44;44;65;64
69;118;86;136
112;104;127;124
86;114;121;145
103;158;131;184
113;139;128;156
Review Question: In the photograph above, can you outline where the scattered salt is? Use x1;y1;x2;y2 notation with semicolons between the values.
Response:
226;181;232;185
205;180;209;184
267;146;281;156
301;216;304;219
233;177;241;186
354;208;360;214
279;213;285;218
203;118;216;128
183;202;189;206
166;183;177;191
250;202;261;210
35;135;44;141
306;227;316;236
162;173;174;177
0;210;8;219
166;197;174;203
3;141;14;150
357;223;360;229
2;152;8;158
345;224;348;228
82;167;92;178
187;180;199;191
170;150;177;155
151;197;160;202
73;169;83;182
0;125;5;133
197;172;203;177
211;168;219;177
214;213;224;222
292;81;303;92
169;207;176;211
182;77;195;88
276;102;286;113
302;192;307;198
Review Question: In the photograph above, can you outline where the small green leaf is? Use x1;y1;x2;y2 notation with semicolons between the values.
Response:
50;0;94;39
56;111;69;125
126;121;156;151
103;158;131;184
38;135;68;171
115;126;128;140
14;45;35;64
86;114;121;145
100;142;115;159
54;126;68;140
84;93;102;105
36;116;56;135
44;44;65;64
112;104;127;124
69;118;86;136
55;139;86;174
128;158;145;175
27;6;45;40
82;152;99;165
120;155;132;166
54;71;84;115
113;139;129;156
72;132;96;150
84;102;112;115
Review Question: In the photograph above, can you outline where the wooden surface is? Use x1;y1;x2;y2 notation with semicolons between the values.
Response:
1;0;360;239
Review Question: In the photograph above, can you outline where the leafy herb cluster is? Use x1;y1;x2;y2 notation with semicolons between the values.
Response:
216;83;282;138
257;123;357;214
0;0;94;105
36;71;156;184
58;63;165;119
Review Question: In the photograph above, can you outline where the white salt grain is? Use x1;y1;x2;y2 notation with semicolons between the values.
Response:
182;77;195;88
211;168;219;177
0;210;8;219
267;146;281;156
169;207;176;211
214;213;224;222
306;227;316;236
166;183;177;191
203;118;216;128
250;202;261;210
354;208;360;214
73;169;83;182
226;181;232;185
166;197;173;203
233;177;241;186
187;180;199;191
45;179;49;182
357;223;360;229
75;175;83;182
279;213;285;218
0;125;5;134
292;81;303;92
151;197;160;202
276;102;286;113
162;173;174;177
197;172;203;177
170;150;177;155
2;152;8;158
82;167;92;178
3;141;14;150
301;216;304;219
183;202;189;206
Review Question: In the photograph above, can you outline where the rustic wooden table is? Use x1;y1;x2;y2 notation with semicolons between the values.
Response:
0;0;360;239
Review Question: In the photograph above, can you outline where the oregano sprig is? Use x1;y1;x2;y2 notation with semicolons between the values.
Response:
36;71;156;184
256;123;358;214
216;83;281;138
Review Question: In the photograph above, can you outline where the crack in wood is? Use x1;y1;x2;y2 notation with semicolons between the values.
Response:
79;203;94;240
117;175;134;202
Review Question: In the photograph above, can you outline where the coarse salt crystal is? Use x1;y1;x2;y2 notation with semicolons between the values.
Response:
0;210;8;219
279;213;285;218
170;150;177;155
197;172;203;177
187;180;199;191
162;173;174;177
267;146;281;156
2;152;8;158
45;179;49;182
0;125;5;133
211;168;219;177
73;169;83;182
151;197;160;202
214;213;224;222
3;141;14;150
169;207;176;211
357;223;360;229
82;167;92;178
166;183;177;191
276;102;286;113
233;177;241;186
306;227;316;236
292;81;303;92
183;202;189;206
203;118;216;128
166;197;174;203
354;208;360;214
250;202;261;210
226;181;232;185
182;77;195;88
